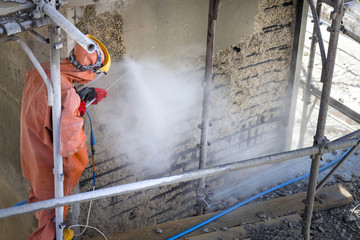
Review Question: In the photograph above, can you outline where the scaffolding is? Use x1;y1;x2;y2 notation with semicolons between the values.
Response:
0;0;359;239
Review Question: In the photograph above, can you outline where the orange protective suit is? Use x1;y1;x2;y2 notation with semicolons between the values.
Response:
20;45;104;240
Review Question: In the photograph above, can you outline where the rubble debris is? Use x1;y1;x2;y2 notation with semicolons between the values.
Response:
221;226;229;231
256;212;268;219
201;227;209;233
343;214;357;223
154;227;163;234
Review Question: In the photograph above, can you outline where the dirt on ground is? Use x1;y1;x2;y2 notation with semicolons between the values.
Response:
244;172;360;240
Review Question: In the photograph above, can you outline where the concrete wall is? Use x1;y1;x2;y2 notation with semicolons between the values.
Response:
73;0;302;237
0;0;303;238
0;32;37;238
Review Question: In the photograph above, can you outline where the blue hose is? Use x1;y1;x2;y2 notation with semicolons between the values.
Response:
86;110;96;188
167;141;357;240
85;110;95;147
12;199;27;207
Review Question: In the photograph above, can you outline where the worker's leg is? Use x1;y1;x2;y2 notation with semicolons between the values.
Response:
27;187;56;240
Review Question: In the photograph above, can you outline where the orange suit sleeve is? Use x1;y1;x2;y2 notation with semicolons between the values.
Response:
59;82;87;157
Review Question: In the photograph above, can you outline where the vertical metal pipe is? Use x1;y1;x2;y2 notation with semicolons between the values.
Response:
49;24;64;240
298;3;322;148
302;1;344;238
71;183;81;239
196;0;220;216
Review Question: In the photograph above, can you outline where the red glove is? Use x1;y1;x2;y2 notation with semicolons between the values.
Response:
92;88;108;105
79;101;86;116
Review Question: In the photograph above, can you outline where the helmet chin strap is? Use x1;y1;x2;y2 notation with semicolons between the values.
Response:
68;44;103;73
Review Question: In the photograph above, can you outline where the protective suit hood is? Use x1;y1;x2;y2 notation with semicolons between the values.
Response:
60;59;97;85
61;43;105;85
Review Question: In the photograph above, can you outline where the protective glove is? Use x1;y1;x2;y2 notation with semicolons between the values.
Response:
91;88;108;105
77;87;96;103
79;101;86;116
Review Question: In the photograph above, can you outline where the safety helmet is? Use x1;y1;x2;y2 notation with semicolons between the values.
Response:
68;34;111;74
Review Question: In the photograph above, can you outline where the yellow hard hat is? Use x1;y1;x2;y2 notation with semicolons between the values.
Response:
86;34;111;74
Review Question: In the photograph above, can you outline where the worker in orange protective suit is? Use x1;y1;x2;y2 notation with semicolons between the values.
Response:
20;35;111;240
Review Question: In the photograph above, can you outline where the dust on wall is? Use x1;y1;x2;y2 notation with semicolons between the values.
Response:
77;0;300;237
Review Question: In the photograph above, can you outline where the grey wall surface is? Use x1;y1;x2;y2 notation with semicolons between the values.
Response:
0;32;37;238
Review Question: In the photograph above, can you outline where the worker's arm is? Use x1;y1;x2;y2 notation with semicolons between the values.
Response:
59;84;87;157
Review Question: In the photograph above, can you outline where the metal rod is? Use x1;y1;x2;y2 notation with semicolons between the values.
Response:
49;24;64;240
196;0;220;216
316;139;360;193
3;36;54;106
85;72;129;107
306;0;327;68
341;25;360;44
305;98;317;128
77;72;105;92
29;30;49;44
299;3;322;148
104;72;129;92
299;79;360;124
0;138;356;220
42;2;95;53
302;1;345;239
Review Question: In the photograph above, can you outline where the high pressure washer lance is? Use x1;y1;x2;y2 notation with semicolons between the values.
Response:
86;71;129;107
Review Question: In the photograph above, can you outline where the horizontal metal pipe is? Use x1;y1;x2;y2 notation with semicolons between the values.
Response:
0;138;356;219
0;17;51;37
42;2;95;53
299;79;360;124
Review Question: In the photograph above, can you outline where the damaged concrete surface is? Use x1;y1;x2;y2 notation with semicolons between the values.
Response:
73;0;302;238
1;0;358;239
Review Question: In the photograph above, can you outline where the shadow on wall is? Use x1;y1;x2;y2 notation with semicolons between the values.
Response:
0;175;36;239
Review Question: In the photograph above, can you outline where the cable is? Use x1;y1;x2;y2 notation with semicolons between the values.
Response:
68;187;107;240
67;110;107;239
167;139;359;240
350;203;360;216
70;225;107;239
